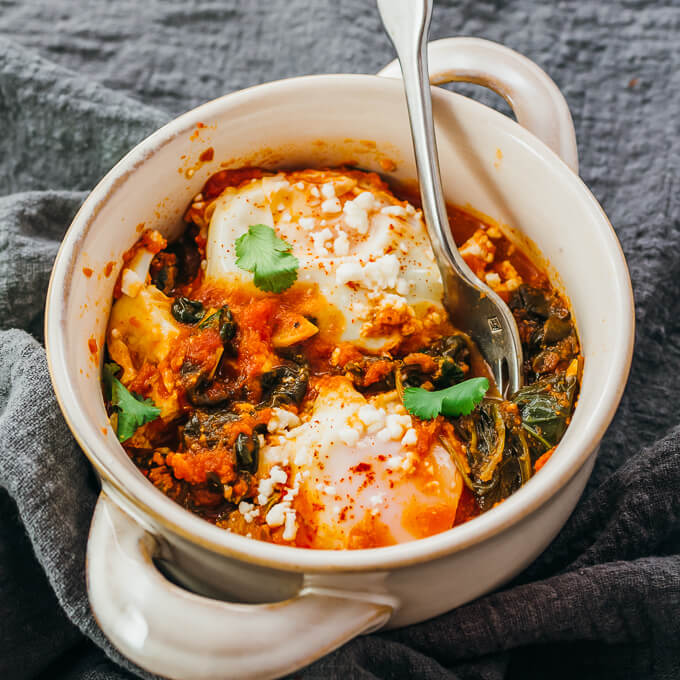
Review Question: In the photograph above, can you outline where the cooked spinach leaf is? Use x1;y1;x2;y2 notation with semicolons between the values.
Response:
171;297;205;324
511;371;577;451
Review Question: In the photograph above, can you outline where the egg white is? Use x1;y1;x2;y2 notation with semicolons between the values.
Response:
205;172;444;352
261;377;463;548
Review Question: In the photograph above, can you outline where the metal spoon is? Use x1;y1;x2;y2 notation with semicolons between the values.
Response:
377;0;523;396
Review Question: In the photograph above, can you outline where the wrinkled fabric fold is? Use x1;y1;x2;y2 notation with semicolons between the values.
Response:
1;1;679;679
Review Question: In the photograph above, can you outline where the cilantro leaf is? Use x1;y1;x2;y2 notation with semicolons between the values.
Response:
235;224;299;293
103;362;161;442
402;377;489;420
102;362;119;401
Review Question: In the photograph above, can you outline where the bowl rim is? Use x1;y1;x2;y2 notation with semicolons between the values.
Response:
45;73;635;572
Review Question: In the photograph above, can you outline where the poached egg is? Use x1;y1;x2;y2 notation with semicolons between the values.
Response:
205;170;445;352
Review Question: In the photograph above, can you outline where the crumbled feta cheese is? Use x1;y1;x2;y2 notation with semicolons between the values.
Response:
354;191;376;210
257;465;288;504
311;227;334;255
364;254;400;290
380;205;408;217
335;254;401;291
401;428;418;447
336;261;364;286
310;186;320;198
386;455;404;470
392;413;413;428
321;182;336;199
265;502;287;527
386;422;404;441
299;216;315;230
295;181;305;190
376;427;392;443
267;408;301;433
382;413;412;441
264;476;299;541
396;278;410;295
498;260;519;280
343;192;375;234
283;485;299;503
485;272;501;287
460;230;496;263
358;404;386;427
264;179;290;197
238;501;259;523
401;451;417;472
339;425;361;446
282;509;297;541
321;197;342;214
271;466;288;484
333;229;350;256
369;493;384;506
461;239;484;258
379;292;408;310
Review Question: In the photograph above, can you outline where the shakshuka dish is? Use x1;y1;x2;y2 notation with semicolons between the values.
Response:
102;166;581;549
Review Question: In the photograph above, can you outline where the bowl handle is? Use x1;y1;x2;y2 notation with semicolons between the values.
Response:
87;492;394;680
377;37;579;173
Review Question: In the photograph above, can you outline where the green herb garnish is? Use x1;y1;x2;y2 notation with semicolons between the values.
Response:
402;377;489;420
235;224;299;293
103;362;161;442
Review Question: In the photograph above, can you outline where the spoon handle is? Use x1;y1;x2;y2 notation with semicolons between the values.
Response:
376;0;467;280
377;0;524;396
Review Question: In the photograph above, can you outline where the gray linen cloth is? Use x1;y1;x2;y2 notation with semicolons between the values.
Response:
1;1;679;678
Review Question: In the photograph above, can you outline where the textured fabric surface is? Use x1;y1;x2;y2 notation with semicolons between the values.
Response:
1;1;679;679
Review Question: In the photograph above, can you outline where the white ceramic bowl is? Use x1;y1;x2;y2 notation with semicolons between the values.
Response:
45;38;634;680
